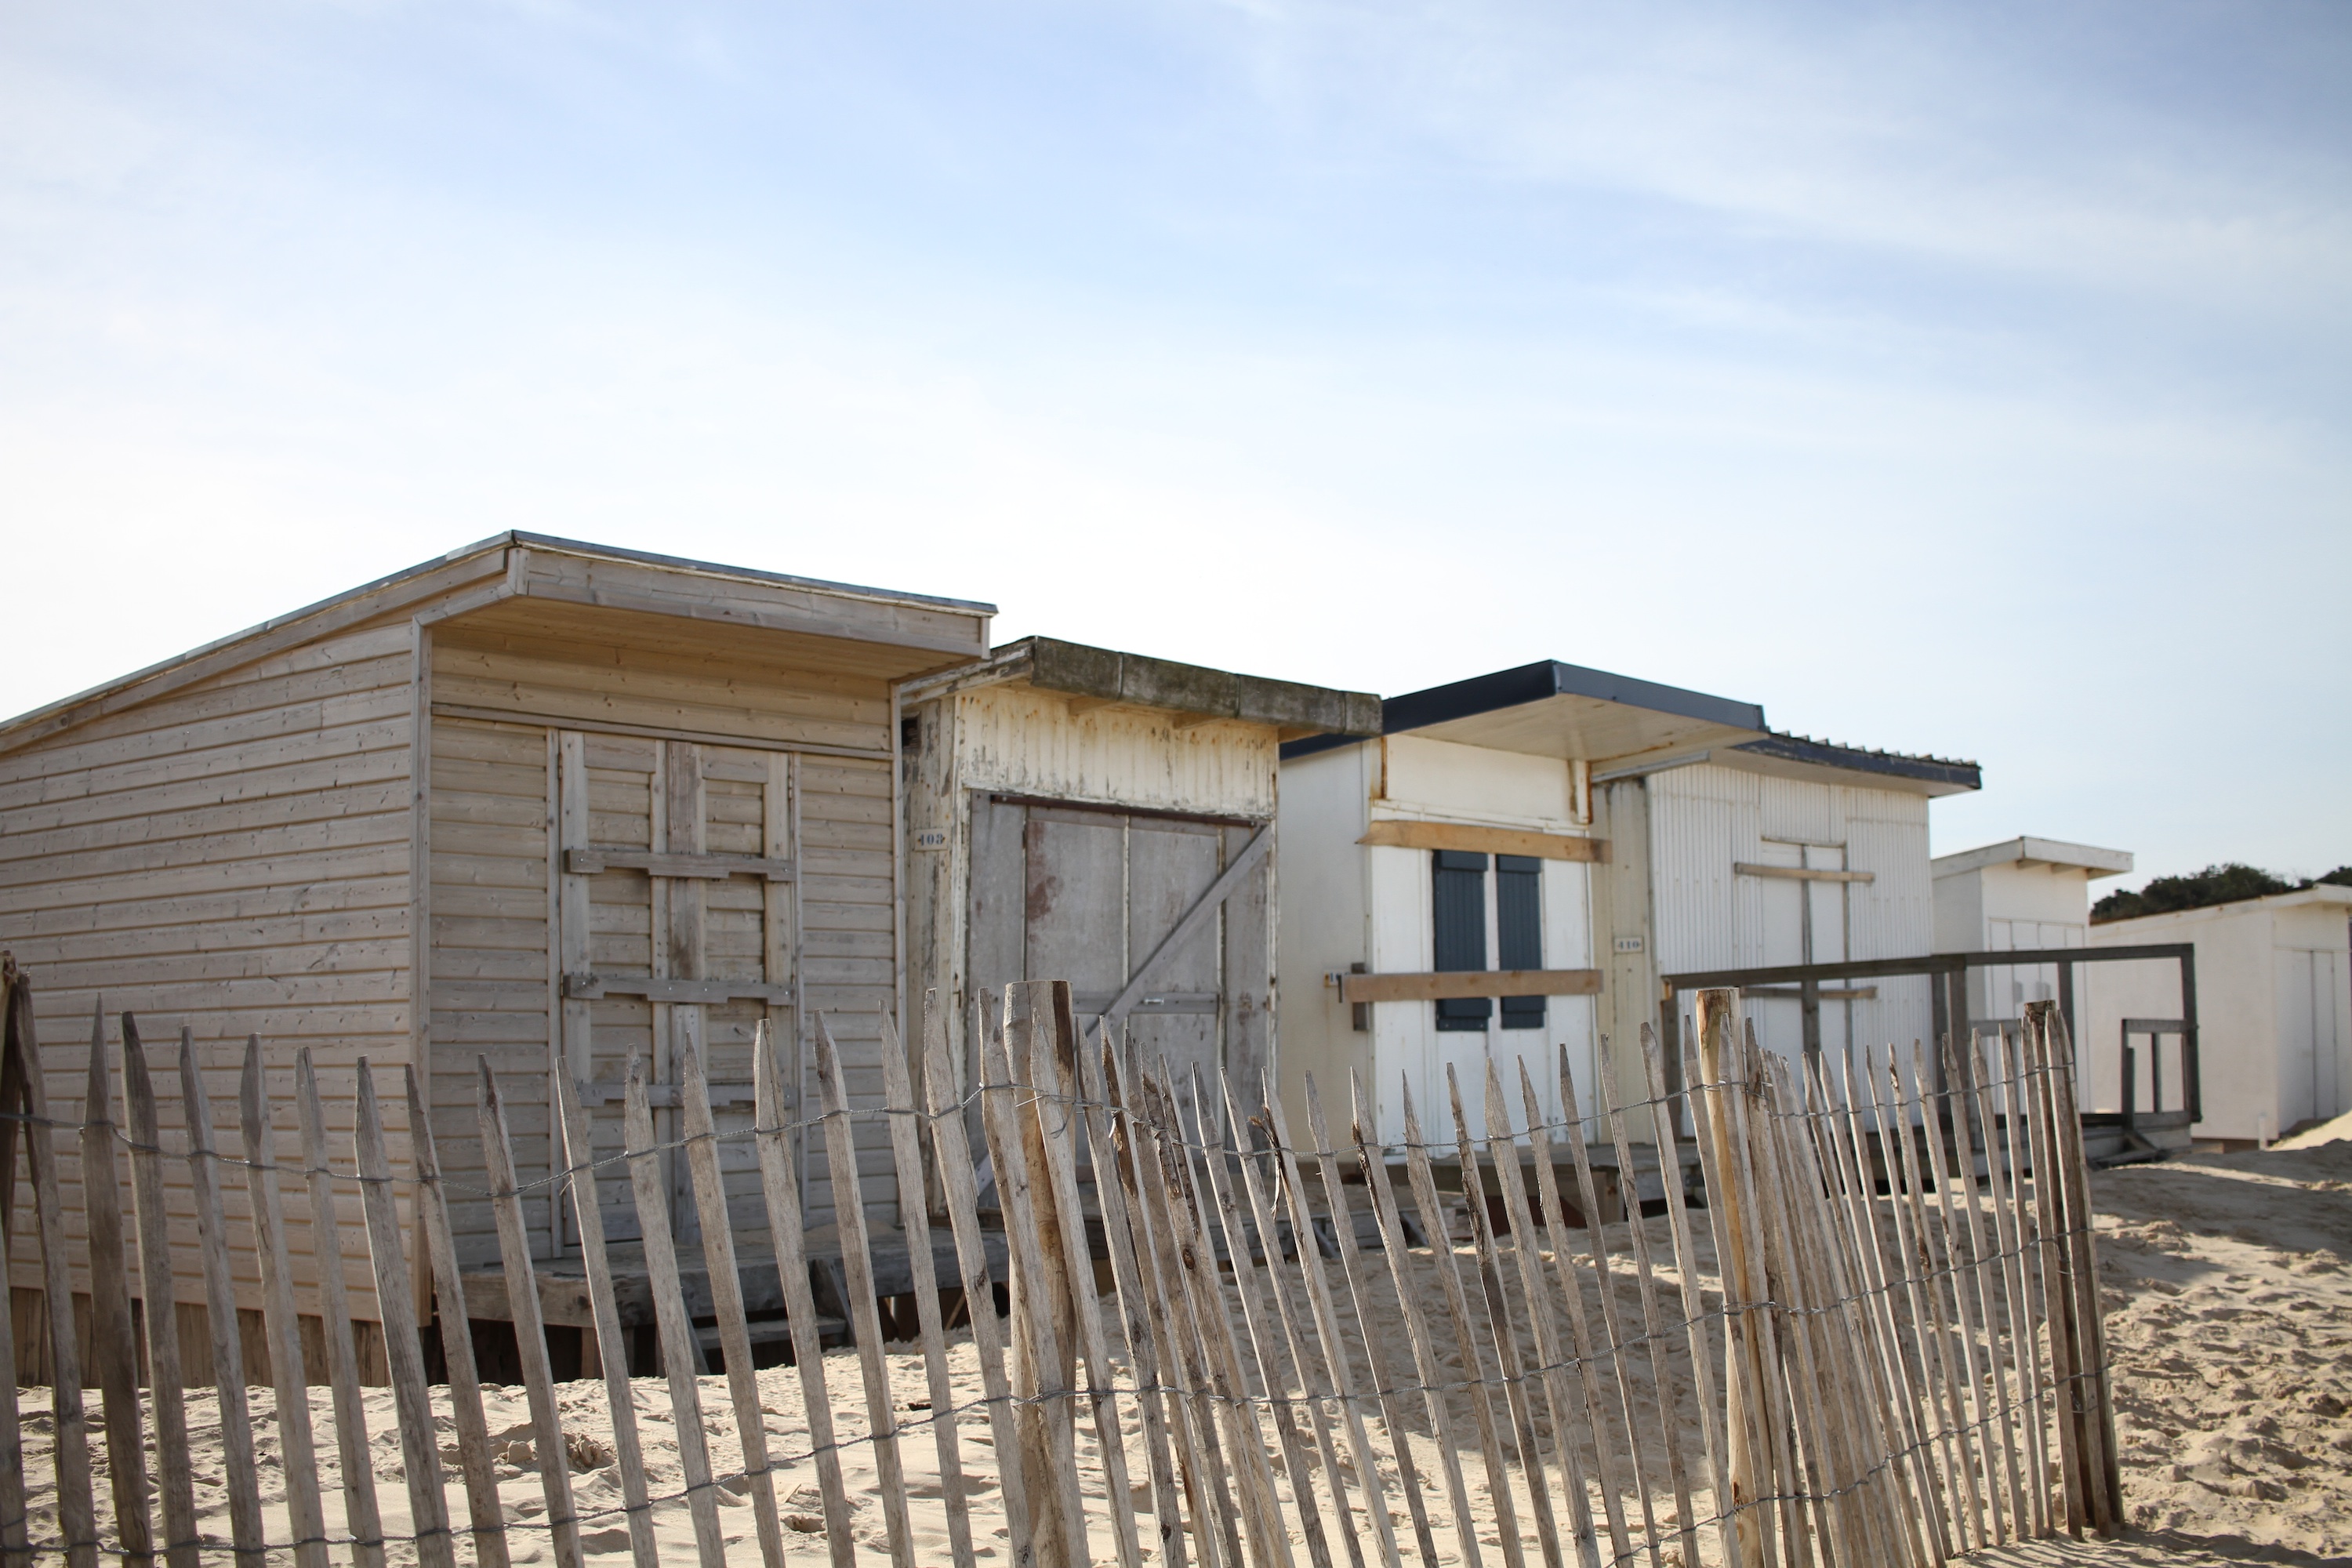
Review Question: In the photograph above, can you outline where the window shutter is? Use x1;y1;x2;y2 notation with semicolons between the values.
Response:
1432;850;1491;1031
1496;853;1544;1030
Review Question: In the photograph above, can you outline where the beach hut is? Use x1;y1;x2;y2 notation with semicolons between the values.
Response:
1276;659;1980;1149
2085;884;2352;1145
1932;836;2136;1031
896;637;1379;1114
0;534;993;1372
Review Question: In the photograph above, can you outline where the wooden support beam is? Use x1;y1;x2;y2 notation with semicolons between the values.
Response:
565;848;795;880
1338;967;1602;1004
1359;818;1606;862
1733;862;1875;884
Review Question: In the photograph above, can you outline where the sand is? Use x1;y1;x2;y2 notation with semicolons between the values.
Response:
16;1127;2351;1566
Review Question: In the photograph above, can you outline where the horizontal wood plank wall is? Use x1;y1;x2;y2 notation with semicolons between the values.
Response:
0;621;420;1326
426;632;902;1255
782;751;898;1234
427;717;555;1268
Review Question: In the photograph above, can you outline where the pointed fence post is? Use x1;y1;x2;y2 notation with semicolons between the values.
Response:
295;1047;389;1568
239;1039;332;1568
178;1031;264;1568
353;1058;458;1568
120;1019;199;1568
81;1003;153;1566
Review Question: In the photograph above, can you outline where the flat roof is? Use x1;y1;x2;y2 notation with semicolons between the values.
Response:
2091;882;2352;931
1933;836;2134;879
1280;659;1981;794
903;637;1381;738
1283;659;1767;765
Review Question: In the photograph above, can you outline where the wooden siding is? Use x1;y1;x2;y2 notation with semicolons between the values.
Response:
902;677;1281;1118
0;622;419;1326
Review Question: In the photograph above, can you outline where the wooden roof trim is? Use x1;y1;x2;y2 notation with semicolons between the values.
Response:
0;533;1001;757
505;532;996;617
0;546;512;758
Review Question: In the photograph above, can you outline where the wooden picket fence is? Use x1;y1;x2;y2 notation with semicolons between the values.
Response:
0;958;2121;1568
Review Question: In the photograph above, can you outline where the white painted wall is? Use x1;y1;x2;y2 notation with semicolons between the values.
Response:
1273;742;1372;1137
1934;859;2098;1029
1276;734;1600;1146
2084;890;2352;1141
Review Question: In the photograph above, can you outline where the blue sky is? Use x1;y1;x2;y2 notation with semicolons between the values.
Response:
4;2;2347;887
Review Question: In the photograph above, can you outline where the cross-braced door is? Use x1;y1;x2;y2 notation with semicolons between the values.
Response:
555;731;800;1245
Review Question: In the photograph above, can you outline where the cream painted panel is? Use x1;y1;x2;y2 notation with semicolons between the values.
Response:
1380;735;1573;828
953;683;1276;818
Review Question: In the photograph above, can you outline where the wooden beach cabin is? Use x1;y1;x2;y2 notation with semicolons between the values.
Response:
0;534;992;1373
1276;659;1981;1159
898;638;1380;1117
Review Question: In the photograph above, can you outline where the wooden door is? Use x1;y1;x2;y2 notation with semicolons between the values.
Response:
971;799;1272;1121
556;731;798;1244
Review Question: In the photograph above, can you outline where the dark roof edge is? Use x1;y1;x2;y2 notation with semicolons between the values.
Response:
1017;638;1381;735
1731;733;1982;790
1279;731;1374;762
1383;659;1766;736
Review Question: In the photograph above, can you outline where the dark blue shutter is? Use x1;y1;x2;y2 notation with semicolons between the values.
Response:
1432;851;1490;1032
1497;854;1544;1030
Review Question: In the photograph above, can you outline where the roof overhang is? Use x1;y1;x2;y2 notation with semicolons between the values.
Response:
1721;734;1982;797
1933;837;2133;880
897;637;1382;742
1285;659;1767;767
0;532;999;756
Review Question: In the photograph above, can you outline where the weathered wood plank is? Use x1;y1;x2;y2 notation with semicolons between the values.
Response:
551;1063;659;1568
1596;1060;1697;1567
354;1060;457;1568
1479;1061;1599;1568
1636;1029;1742;1568
296;1048;387;1568
1297;1077;1432;1568
1076;1026;1189;1568
177;1032;263;1568
982;999;1082;1568
750;1019;855;1568
405;1065;511;1568
1348;1071;1483;1568
238;1039;331;1568
1549;1047;1657;1559
1438;1065;1557;1568
622;1055;728;1567
478;1063;584;1568
119;1019;199;1568
876;1006;974;1568
1026;1014;1146;1568
78;1004;151;1566
1225;1078;1369;1568
673;1025;786;1568
1106;1036;1238;1568
813;1014;917;1568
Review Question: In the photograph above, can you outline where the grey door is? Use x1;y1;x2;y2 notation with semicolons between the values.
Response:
968;797;1272;1116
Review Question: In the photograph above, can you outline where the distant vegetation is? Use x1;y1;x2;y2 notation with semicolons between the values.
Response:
2092;862;2352;923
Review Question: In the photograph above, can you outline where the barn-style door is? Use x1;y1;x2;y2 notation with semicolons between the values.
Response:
969;797;1272;1119
555;731;800;1245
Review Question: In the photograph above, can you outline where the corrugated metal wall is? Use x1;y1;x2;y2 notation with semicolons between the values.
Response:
1650;763;1935;1079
